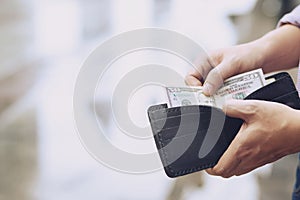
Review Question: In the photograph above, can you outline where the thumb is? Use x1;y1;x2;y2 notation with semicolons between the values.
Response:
222;100;258;122
203;62;238;96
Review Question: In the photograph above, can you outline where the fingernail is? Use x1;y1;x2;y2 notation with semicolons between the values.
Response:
203;82;213;95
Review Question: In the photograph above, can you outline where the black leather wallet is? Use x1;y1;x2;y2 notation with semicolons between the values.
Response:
148;72;300;178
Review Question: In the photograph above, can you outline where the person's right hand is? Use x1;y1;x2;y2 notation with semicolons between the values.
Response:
185;42;264;96
185;24;300;95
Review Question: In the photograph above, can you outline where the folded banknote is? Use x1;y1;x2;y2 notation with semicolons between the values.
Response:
166;69;273;108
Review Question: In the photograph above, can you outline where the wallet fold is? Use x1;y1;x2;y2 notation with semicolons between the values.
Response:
148;72;300;178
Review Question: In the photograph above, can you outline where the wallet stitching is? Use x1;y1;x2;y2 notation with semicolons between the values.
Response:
156;129;175;174
160;127;224;141
151;113;211;123
173;163;217;176
148;104;168;112
272;90;299;101
150;105;216;115
150;106;223;121
151;113;174;174
152;118;211;131
171;131;230;176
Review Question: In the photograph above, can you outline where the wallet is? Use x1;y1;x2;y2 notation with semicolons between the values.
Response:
147;72;300;178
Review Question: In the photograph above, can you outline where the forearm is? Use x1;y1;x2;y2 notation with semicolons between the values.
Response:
254;24;300;73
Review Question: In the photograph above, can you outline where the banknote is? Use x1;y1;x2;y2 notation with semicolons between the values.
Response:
213;68;266;107
166;87;217;107
166;68;266;108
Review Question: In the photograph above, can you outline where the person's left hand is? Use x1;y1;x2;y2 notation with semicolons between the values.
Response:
206;99;300;178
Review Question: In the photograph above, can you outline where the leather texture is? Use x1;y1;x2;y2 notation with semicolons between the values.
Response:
147;72;300;178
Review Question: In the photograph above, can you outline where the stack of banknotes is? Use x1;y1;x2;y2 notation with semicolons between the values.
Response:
166;69;275;109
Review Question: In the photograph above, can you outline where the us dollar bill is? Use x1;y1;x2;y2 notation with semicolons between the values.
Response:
166;87;217;107
167;69;266;108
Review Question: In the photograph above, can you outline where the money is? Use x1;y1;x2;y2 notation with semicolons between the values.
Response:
266;78;275;85
166;87;217;107
166;69;266;108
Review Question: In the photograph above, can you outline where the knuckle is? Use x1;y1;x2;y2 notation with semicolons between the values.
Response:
209;50;221;60
208;68;224;85
235;143;250;159
212;165;236;178
244;102;257;112
221;174;233;178
227;54;241;66
213;167;226;176
243;101;260;117
184;76;193;84
235;172;244;176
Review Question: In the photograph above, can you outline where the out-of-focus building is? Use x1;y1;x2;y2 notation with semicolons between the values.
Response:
0;1;38;200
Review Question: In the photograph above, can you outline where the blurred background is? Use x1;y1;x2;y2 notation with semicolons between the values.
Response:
1;0;300;200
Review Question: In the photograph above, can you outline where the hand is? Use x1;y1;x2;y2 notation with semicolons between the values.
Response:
185;43;264;95
206;100;300;178
185;25;300;96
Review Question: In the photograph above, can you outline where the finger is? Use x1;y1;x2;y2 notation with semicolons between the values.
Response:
208;139;242;178
235;161;266;176
235;152;281;176
203;61;239;96
222;100;259;122
235;165;257;176
193;55;215;80
206;124;250;178
185;75;203;86
185;54;215;86
205;168;215;175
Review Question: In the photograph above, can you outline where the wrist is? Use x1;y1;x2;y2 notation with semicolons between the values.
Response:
285;108;300;154
248;37;272;72
231;40;268;73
